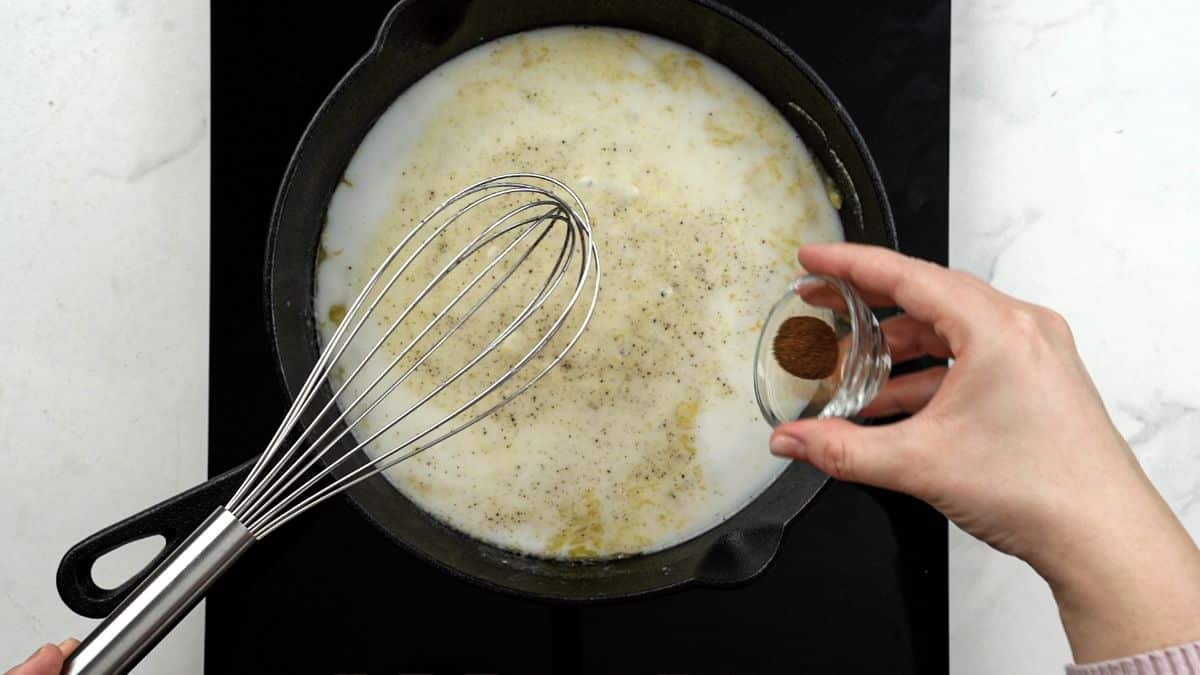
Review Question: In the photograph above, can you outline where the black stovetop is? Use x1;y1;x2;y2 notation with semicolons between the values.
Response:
208;2;949;672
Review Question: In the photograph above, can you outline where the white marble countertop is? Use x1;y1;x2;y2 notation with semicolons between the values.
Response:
950;1;1200;672
1;0;1196;673
0;1;209;673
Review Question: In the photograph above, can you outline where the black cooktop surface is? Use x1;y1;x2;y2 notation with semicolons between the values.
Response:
208;2;949;672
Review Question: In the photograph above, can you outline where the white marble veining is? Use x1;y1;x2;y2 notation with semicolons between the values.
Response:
951;0;1200;672
0;0;209;673
1;0;1197;673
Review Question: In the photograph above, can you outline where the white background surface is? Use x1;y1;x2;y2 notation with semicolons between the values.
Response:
950;1;1200;672
1;0;1197;673
0;1;209;673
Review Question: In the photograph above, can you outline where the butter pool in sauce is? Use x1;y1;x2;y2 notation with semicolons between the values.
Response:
314;27;843;559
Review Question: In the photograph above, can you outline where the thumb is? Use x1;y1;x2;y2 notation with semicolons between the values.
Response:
5;644;64;675
769;418;922;491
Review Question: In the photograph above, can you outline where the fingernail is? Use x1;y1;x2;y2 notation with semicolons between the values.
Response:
770;433;806;458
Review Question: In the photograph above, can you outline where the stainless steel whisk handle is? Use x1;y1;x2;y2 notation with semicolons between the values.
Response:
62;508;254;675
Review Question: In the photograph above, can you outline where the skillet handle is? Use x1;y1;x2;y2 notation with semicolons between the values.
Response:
56;459;255;619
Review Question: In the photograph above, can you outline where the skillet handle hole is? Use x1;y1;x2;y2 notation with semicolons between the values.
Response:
91;534;167;591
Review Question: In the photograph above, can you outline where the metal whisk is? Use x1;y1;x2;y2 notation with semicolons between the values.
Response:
64;173;600;675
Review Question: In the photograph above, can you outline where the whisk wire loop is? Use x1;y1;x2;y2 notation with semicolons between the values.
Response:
242;212;566;532
230;174;599;537
235;204;561;527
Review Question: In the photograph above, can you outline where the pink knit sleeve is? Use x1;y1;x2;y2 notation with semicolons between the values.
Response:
1066;641;1200;674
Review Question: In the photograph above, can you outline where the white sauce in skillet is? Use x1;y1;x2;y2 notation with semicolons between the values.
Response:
314;27;843;558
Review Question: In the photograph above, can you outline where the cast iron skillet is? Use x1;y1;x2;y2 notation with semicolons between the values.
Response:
58;0;897;619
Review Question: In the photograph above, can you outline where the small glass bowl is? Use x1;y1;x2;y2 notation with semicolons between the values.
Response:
753;275;891;426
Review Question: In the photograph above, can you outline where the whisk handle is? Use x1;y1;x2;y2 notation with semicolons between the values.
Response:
57;458;253;618
61;508;253;675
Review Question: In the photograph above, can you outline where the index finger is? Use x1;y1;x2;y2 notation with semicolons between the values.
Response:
798;243;993;353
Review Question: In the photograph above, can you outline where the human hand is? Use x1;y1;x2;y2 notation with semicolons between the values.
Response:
4;640;78;675
768;243;1200;663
